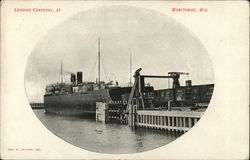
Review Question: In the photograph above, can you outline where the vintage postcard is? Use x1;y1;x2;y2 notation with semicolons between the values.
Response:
1;1;249;159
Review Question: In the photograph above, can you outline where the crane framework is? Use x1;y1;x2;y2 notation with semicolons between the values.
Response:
127;69;188;111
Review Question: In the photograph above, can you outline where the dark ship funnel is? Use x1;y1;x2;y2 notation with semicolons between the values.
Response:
77;72;82;84
186;80;192;86
71;73;76;85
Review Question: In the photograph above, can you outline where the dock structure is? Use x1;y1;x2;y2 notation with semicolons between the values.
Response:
96;101;127;123
135;109;204;132
96;102;109;122
30;103;44;109
96;102;204;132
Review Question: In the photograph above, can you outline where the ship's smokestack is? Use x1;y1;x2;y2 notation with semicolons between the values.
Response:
77;72;82;84
71;73;76;85
186;80;192;86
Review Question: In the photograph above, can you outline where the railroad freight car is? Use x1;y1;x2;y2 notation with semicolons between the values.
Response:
153;84;214;108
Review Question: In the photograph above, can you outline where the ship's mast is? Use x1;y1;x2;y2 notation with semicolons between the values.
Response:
98;37;101;89
61;60;63;84
129;53;132;86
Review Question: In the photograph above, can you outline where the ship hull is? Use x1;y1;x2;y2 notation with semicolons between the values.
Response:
44;87;132;116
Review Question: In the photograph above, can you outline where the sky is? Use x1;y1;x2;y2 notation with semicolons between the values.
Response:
25;6;214;102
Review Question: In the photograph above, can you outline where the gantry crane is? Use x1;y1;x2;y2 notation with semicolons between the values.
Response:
127;68;189;111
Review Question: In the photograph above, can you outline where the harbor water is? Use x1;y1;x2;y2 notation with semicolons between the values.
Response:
33;109;183;154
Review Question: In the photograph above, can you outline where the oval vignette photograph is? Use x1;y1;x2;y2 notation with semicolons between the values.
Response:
25;6;214;154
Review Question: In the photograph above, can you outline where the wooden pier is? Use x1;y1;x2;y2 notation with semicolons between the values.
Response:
128;105;204;132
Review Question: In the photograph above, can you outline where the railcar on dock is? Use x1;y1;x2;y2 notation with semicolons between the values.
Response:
153;84;214;108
